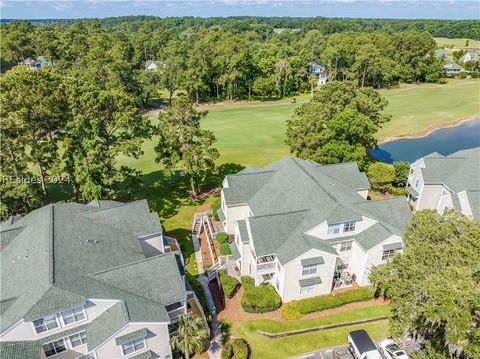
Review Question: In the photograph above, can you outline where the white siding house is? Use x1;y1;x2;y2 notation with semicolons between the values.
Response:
219;158;411;302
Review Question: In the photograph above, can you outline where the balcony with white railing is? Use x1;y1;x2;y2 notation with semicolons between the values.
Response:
249;249;276;275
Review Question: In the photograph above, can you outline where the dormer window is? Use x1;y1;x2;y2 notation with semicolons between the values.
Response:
33;314;59;334
343;221;356;233
61;306;86;326
327;223;341;235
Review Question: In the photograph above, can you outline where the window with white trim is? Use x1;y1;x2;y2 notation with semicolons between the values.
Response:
121;338;146;356
382;249;396;260
75;354;95;359
327;223;341;235
277;261;282;272
336;262;349;271
301;264;317;276
61;306;86;326
69;331;87;348
343;221;356;233
33;314;59;334
415;179;419;188
42;339;67;357
339;241;353;252
300;284;315;295
276;279;280;290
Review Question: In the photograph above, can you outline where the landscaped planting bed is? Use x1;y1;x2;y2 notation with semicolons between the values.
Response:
218;269;240;298
241;277;282;313
281;286;373;320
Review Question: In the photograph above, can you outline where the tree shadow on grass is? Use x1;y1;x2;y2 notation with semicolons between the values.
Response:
118;162;245;220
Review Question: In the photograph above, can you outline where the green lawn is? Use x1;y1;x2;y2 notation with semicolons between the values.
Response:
434;37;480;49
377;79;480;140
230;304;390;359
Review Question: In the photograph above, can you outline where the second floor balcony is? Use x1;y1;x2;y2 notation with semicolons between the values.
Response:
249;250;276;274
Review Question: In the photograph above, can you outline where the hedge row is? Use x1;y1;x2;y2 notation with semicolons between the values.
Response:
241;276;282;313
281;286;373;320
222;338;250;359
218;269;240;298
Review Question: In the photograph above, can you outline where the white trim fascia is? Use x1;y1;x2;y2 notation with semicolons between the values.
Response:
0;319;23;337
137;232;163;239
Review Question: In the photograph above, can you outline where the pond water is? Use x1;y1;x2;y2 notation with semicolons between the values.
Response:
371;118;480;163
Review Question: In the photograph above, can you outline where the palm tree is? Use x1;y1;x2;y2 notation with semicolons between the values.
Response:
170;313;208;359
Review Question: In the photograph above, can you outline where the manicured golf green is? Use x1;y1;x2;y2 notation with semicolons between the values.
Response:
125;79;479;171
230;304;390;359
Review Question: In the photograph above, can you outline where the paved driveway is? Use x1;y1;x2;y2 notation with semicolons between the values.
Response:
288;336;422;359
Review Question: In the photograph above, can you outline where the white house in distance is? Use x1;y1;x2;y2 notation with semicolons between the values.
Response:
307;61;327;86
0;200;206;359
145;60;160;71
460;51;479;63
407;147;480;219
217;158;411;303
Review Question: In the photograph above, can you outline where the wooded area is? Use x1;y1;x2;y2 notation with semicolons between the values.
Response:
1;17;475;102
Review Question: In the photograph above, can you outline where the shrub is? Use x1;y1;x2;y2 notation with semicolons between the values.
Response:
393;161;410;187
367;162;395;187
281;301;302;320
386;185;407;196
220;242;232;255
241;276;282;313
222;338;250;359
218;269;240;298
221;342;233;359
216;232;228;244
232;338;249;359
281;287;373;319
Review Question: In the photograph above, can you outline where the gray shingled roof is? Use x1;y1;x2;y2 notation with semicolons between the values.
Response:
237;220;250;243
225;158;410;264
115;328;148;345
419;148;480;218
229;242;241;261
0;200;185;354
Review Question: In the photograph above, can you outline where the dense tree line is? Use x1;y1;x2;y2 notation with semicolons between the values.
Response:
13;16;480;40
1;19;447;103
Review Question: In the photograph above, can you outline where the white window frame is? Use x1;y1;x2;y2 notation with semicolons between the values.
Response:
61;306;87;326
75;354;96;359
415;179;419;188
301;264;317;276
32;314;59;335
327;223;341;235
121;337;147;357
339;241;353;252
42;338;67;357
382;249;396;261
343;221;356;233
336;261;349;271
69;331;87;348
299;284;315;295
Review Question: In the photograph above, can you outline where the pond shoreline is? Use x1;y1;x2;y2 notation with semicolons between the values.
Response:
378;116;480;145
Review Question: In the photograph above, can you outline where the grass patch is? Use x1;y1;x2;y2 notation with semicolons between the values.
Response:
434;37;480;49
247;304;389;334
230;305;390;359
